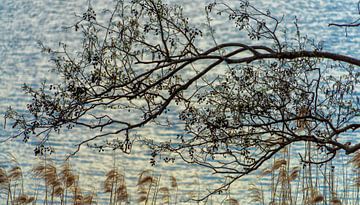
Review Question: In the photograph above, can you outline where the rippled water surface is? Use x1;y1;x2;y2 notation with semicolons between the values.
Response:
0;0;359;204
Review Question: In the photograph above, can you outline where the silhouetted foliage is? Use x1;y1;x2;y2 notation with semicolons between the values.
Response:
3;0;360;199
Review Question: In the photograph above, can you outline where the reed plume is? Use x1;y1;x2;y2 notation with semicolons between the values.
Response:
104;169;119;193
72;183;83;205
0;167;9;186
82;194;94;205
330;197;342;205
104;168;128;204
8;166;22;181
137;170;155;204
158;187;170;205
248;183;264;204
32;163;57;186
170;175;177;188
0;167;11;204
289;166;300;181
32;162;63;203
0;165;26;204
170;175;178;204
61;162;76;188
311;194;324;204
272;159;287;171
60;161;76;204
116;183;128;203
305;188;323;204
261;168;272;176
224;198;239;205
13;194;35;204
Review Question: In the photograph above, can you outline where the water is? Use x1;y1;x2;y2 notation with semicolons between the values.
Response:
0;0;359;204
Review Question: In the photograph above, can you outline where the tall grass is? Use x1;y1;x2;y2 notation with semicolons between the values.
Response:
0;155;183;204
0;155;35;205
248;142;360;205
104;168;128;204
1;146;360;204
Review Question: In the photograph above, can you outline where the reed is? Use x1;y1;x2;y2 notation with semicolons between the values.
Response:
170;175;178;204
13;194;35;204
158;187;170;205
0;162;29;204
3;147;360;204
104;168;128;204
32;161;61;204
61;162;77;205
248;183;265;204
1;154;181;205
137;169;156;205
246;144;360;205
223;198;239;205
0;167;12;204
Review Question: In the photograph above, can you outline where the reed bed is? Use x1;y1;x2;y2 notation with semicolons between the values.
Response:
1;145;360;204
248;143;360;205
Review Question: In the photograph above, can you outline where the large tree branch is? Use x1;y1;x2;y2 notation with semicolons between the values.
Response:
329;22;360;27
226;50;360;66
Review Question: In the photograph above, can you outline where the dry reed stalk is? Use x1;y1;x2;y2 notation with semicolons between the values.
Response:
138;176;153;186
33;162;63;204
104;169;117;204
170;176;177;188
116;183;128;203
0;168;9;186
281;146;288;154
0;168;11;205
311;194;324;203
32;163;58;186
279;167;288;184
61;162;76;188
72;184;83;205
104;169;119;193
261;168;272;176
104;168;129;204
308;188;324;204
187;173;201;199
152;175;162;205
278;166;293;204
258;155;303;204
116;171;128;203
8;165;24;198
1;165;26;204
137;170;155;204
65;170;95;205
60;162;76;205
349;151;360;169
272;159;287;171
248;183;264;204
8;166;22;181
13;194;35;204
224;198;239;205
170;175;178;204
296;107;310;130
82;194;94;205
158;187;170;205
53;182;64;197
289;166;300;181
330;197;342;205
